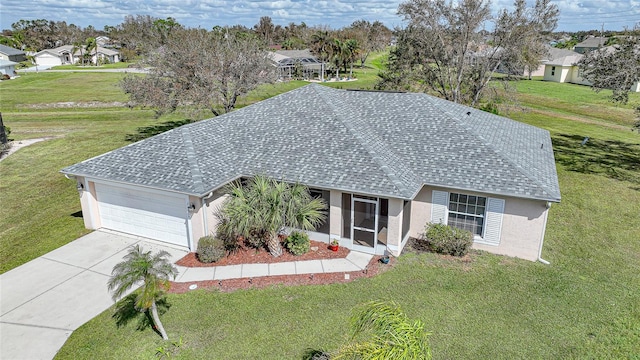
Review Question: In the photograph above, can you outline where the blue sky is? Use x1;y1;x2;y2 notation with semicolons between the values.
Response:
1;0;638;32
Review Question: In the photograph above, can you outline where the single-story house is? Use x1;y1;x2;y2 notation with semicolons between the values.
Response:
573;36;607;54
543;52;590;85
0;59;19;78
268;49;323;80
0;44;27;62
34;45;120;66
543;47;640;91
61;84;561;261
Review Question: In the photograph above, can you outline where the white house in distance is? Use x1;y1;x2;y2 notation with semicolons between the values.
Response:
34;45;120;66
543;46;640;92
62;85;561;262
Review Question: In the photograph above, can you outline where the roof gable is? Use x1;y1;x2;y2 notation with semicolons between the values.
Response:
62;85;560;202
0;44;25;56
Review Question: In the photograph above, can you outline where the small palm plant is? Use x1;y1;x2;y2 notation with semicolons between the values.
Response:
335;301;432;360
218;175;327;257
107;245;178;340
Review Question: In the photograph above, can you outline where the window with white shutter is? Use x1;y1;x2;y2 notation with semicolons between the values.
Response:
431;190;504;245
482;198;505;245
431;190;449;224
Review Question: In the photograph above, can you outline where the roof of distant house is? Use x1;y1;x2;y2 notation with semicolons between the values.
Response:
546;53;583;66
575;36;607;49
62;84;561;202
0;44;25;56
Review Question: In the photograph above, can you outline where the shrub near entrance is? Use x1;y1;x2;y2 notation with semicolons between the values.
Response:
284;231;311;256
196;235;226;263
421;223;472;257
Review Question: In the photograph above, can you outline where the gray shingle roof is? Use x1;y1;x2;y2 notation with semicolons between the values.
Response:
0;44;25;56
61;84;561;202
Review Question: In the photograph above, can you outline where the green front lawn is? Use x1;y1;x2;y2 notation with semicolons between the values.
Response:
1;69;639;358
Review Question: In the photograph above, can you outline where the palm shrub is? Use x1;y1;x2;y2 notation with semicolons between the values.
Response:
421;222;473;256
107;245;178;340
335;300;432;360
196;235;226;263
284;231;310;256
217;175;327;257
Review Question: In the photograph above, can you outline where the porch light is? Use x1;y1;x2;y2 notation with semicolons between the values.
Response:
187;203;196;213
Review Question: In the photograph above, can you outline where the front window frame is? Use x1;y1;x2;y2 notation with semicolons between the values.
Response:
447;192;487;237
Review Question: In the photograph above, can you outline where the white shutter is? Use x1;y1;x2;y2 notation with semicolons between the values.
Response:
483;198;505;245
431;190;449;224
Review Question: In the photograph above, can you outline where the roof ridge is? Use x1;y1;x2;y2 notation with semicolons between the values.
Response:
423;95;556;200
180;127;206;194
312;85;420;198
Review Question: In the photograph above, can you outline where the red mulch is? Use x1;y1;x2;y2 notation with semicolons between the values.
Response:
169;240;393;294
175;240;349;267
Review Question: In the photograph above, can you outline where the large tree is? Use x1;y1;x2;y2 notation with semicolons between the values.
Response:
378;0;558;105
347;20;392;67
578;30;640;131
121;27;276;117
107;245;178;340
217;175;327;257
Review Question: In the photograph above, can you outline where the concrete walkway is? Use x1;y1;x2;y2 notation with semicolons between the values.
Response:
0;230;372;359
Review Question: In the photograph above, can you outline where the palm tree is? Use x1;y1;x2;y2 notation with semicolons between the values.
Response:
107;245;178;340
85;37;97;65
344;39;360;78
310;30;331;81
335;301;432;360
218;175;327;257
72;40;84;65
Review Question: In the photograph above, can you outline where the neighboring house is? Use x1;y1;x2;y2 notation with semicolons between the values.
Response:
0;59;19;77
0;44;27;62
61;84;561;262
34;45;75;66
544;46;640;91
34;45;120;66
573;36;607;54
543;52;590;85
268;49;323;80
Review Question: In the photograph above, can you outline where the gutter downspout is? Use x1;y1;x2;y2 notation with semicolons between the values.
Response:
202;192;214;236
538;202;551;265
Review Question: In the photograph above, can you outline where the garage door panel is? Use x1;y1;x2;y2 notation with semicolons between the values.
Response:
95;183;189;247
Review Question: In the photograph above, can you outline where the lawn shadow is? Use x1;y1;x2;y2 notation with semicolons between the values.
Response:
112;293;171;336
125;119;193;142
70;210;83;218
552;134;640;187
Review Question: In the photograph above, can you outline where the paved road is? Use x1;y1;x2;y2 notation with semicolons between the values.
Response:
0;231;187;359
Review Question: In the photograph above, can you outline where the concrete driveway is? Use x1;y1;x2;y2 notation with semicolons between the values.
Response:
0;230;187;359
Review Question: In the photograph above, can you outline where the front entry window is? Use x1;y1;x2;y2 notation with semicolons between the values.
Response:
447;193;486;236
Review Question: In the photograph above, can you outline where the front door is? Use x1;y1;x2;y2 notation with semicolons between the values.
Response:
351;196;378;252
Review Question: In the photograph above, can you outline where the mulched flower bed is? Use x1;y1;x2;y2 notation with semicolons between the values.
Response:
170;240;393;294
175;240;350;267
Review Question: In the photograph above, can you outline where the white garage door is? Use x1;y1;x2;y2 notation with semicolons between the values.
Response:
36;54;62;66
95;183;189;247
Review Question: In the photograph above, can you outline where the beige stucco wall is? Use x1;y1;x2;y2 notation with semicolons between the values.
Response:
78;177;101;230
329;190;342;241
409;185;549;261
543;65;571;83
568;67;591;86
192;191;229;250
386;198;404;255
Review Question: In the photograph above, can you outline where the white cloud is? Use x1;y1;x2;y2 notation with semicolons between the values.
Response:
0;0;638;31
